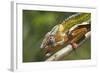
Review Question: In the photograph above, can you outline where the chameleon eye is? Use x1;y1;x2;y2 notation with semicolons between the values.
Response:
50;37;52;39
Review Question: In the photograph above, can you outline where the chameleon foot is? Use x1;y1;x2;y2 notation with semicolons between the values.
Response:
71;43;78;49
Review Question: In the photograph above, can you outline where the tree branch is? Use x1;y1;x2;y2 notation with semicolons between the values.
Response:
45;31;91;61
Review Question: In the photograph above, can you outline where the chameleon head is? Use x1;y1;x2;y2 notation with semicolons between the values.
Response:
40;32;56;49
40;25;60;49
40;32;56;57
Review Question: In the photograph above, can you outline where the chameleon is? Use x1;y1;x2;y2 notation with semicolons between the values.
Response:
40;13;91;57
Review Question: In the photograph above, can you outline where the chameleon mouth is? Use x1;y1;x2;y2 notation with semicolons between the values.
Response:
40;43;48;49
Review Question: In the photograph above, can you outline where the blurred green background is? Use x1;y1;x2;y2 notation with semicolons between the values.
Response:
23;10;91;62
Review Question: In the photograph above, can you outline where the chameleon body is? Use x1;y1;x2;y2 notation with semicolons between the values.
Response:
40;13;91;57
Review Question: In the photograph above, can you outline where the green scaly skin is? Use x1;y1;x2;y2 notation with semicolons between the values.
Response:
61;13;91;32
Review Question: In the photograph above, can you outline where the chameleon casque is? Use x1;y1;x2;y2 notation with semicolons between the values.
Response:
40;13;91;57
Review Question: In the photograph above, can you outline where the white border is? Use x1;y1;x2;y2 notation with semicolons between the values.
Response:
11;1;97;71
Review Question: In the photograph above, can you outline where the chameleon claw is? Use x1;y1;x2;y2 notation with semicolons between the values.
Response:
45;53;51;57
71;43;78;49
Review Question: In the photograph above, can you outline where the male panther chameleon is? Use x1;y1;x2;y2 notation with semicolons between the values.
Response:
40;13;91;57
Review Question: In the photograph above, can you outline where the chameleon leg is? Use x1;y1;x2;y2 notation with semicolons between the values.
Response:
70;35;86;49
69;27;88;49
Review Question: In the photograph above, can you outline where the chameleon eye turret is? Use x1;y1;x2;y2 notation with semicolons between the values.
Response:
47;35;56;46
